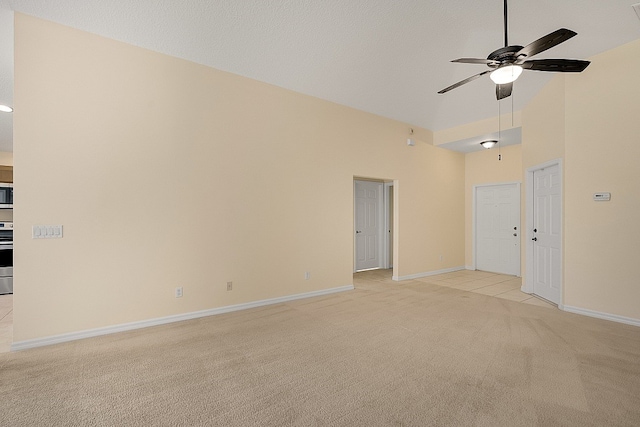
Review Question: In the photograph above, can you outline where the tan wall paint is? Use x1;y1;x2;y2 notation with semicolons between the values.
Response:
521;75;566;170
464;145;522;268
13;15;464;341
434;112;522;146
563;39;640;319
522;39;640;321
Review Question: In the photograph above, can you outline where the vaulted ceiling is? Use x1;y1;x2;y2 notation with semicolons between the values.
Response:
1;0;639;152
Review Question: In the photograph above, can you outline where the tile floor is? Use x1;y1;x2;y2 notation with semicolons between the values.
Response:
0;269;553;354
0;293;12;353
354;268;556;309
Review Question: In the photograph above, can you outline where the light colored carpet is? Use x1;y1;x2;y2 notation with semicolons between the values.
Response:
1;271;639;426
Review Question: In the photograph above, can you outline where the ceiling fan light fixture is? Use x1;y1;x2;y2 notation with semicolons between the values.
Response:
490;65;523;84
480;140;498;149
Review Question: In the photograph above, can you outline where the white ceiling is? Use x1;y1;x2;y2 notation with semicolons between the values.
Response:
0;0;639;153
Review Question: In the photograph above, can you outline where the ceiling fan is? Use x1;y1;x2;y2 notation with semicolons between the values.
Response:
438;0;591;100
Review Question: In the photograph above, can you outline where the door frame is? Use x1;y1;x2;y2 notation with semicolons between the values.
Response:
472;181;521;274
353;178;393;272
383;182;394;269
522;159;563;305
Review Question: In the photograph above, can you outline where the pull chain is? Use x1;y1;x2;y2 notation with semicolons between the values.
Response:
498;98;502;161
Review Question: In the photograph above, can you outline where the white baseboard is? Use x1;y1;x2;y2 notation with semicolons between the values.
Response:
392;266;465;281
465;266;475;271
11;285;354;352
561;305;640;328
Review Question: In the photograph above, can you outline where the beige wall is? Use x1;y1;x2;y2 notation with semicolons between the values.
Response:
434;112;522;147
521;75;566;170
464;145;522;268
522;39;640;321
13;15;464;342
563;39;640;319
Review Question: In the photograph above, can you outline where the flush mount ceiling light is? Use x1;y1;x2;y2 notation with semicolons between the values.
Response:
0;105;13;113
490;65;523;84
480;140;498;149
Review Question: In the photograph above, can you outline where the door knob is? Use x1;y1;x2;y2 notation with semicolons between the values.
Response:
514;226;517;230
533;228;537;233
532;237;537;241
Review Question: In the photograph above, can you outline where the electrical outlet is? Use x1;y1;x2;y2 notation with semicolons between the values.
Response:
227;281;233;291
175;287;183;298
304;272;311;280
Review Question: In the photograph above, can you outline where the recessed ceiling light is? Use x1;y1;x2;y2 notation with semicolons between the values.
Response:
0;105;13;113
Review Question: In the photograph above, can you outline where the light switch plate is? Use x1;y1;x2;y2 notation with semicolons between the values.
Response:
32;225;64;239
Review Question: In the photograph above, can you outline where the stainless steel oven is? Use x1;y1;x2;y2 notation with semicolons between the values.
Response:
0;222;13;294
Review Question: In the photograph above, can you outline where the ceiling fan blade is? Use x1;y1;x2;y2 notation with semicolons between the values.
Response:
438;70;491;94
516;28;577;59
496;83;513;100
521;59;590;72
452;58;499;66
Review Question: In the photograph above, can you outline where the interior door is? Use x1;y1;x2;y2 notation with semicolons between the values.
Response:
532;165;562;304
476;183;520;275
355;180;383;271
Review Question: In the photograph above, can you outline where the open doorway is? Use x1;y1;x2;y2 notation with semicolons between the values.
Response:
0;164;13;353
354;178;394;273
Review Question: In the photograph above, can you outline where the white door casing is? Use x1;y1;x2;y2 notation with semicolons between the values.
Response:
385;183;394;269
354;180;384;271
475;183;521;276
523;160;562;305
531;164;562;304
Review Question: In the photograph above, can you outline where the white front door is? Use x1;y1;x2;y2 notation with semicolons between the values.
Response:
475;183;521;275
355;180;383;271
531;164;562;304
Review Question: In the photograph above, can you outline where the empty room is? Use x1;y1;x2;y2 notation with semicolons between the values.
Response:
1;1;639;425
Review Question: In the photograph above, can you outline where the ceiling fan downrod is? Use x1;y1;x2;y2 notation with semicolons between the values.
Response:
504;0;508;47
